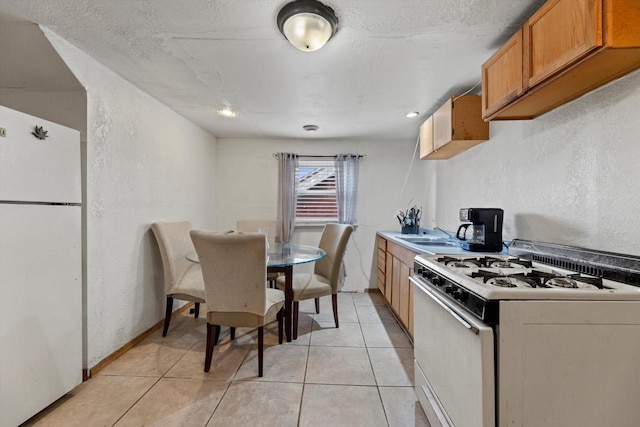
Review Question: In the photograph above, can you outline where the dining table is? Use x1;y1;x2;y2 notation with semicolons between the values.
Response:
187;242;326;342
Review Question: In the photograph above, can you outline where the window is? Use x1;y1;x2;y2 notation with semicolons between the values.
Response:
295;159;338;223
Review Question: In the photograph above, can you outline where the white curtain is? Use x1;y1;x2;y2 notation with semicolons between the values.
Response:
276;152;298;243
335;154;360;225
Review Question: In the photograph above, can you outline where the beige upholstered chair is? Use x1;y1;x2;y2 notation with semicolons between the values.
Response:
236;220;276;245
151;221;206;337
190;230;285;377
276;223;354;339
236;219;280;286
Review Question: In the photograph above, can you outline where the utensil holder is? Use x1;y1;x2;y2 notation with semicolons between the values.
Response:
401;225;419;234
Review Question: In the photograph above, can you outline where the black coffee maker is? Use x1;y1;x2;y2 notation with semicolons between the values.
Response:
456;208;504;252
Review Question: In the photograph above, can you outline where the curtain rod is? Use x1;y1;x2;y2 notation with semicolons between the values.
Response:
271;154;365;159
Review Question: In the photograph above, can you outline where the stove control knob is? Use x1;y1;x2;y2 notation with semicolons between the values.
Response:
431;276;442;286
444;285;454;294
416;268;424;275
454;289;468;302
421;270;432;279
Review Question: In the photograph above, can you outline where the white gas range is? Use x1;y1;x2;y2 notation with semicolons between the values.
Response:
411;239;640;427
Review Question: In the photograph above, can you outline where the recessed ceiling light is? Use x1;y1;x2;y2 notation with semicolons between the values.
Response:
406;111;419;118
217;108;238;118
303;124;319;131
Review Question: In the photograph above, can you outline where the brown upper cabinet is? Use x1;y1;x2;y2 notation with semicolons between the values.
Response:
420;95;490;160
482;29;524;119
483;0;640;121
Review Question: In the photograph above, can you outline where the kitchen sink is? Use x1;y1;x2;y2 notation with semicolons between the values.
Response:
398;236;460;247
411;241;460;247
399;236;447;243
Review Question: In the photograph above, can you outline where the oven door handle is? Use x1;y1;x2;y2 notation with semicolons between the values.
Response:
410;276;480;335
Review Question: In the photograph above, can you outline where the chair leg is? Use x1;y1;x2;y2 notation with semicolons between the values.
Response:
332;293;339;328
315;297;320;314
214;324;221;346
194;302;200;318
230;327;236;341
258;326;264;377
205;323;219;372
277;308;284;345
162;297;174;337
293;301;299;340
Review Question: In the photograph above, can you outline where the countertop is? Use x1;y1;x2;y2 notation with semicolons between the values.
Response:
377;229;508;255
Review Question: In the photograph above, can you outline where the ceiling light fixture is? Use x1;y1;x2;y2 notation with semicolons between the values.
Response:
277;0;338;52
406;112;419;118
217;107;238;118
303;124;319;131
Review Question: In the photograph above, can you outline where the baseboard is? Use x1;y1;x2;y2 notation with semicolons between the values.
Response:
87;302;194;378
364;288;382;294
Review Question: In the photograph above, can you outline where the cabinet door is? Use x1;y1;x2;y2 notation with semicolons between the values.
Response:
399;263;411;328
524;0;603;88
391;257;401;314
419;116;434;159
482;29;524;119
385;254;394;305
432;98;453;152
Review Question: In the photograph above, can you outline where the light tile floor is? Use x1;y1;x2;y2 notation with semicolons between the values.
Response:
24;292;430;427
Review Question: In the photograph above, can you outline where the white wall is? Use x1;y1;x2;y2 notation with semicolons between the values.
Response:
215;138;423;292
420;68;640;255
43;29;218;369
0;22;86;139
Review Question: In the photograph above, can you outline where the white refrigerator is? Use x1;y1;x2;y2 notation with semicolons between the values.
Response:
0;105;82;426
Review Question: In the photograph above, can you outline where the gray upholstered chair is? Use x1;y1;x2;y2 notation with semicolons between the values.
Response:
190;230;285;377
151;221;206;337
276;223;354;339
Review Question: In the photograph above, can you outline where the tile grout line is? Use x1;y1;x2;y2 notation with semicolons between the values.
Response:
108;333;205;426
109;376;162;426
359;298;393;427
296;322;313;427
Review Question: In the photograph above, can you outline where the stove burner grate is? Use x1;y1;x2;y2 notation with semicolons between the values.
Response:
437;256;482;268
470;269;604;290
437;256;533;269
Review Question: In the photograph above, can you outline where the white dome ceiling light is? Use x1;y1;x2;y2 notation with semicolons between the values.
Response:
277;0;339;52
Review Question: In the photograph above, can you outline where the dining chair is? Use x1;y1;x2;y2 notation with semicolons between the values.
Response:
151;221;206;337
276;223;354;339
236;219;280;286
190;230;284;377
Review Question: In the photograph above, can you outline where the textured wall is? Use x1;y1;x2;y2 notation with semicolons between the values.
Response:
215;138;422;291
420;69;640;255
43;29;218;369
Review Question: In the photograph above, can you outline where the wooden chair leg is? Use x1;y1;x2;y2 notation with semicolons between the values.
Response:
194;302;200;318
315;297;320;314
205;323;219;372
230;327;236;341
332;293;339;328
162;296;174;337
258;326;264;377
277;308;284;344
214;324;221;346
293;301;299;340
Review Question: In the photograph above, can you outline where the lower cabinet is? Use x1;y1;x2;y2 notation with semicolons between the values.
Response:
376;236;416;339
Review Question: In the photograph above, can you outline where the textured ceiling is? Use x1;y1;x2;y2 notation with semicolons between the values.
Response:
0;0;544;140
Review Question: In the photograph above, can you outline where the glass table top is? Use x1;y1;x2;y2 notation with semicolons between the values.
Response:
187;243;326;267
